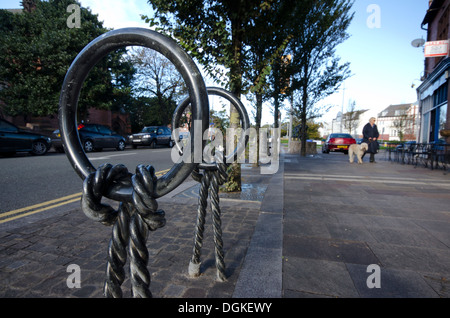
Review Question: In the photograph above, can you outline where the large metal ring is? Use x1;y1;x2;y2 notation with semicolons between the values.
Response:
172;87;250;168
58;28;209;201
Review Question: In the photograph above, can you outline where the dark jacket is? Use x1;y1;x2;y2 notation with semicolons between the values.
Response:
362;123;380;154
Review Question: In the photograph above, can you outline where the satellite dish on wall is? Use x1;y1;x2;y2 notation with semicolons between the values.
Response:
411;38;425;48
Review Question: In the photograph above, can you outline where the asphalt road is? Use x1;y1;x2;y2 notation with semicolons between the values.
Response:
0;146;175;215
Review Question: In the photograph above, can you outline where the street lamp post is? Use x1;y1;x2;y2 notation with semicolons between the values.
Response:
340;83;345;133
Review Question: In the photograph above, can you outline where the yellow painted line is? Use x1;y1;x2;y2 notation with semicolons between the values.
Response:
0;169;171;224
155;168;170;176
0;192;82;218
0;198;81;224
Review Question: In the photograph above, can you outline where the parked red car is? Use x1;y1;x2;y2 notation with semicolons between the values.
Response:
322;133;356;154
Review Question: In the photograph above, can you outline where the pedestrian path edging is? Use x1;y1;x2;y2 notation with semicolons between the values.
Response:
233;153;285;298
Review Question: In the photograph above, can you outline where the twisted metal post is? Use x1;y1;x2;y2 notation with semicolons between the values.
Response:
173;88;249;282
189;164;228;281
209;169;226;282
128;211;152;298
188;168;210;277
103;202;131;298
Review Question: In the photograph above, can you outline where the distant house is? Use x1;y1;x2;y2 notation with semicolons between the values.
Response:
377;103;419;141
323;104;419;141
344;109;378;139
322;108;378;139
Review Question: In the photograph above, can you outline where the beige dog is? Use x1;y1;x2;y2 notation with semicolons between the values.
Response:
349;142;369;164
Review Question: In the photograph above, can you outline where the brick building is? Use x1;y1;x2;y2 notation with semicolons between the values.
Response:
417;0;450;143
1;108;131;137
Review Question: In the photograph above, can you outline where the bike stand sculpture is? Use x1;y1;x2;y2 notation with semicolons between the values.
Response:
58;28;249;298
173;88;250;283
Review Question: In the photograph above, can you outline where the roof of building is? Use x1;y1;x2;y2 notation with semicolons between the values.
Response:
378;104;414;118
422;0;446;26
2;9;23;14
347;109;369;119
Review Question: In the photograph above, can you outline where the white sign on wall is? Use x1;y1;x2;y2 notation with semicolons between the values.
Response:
424;40;449;58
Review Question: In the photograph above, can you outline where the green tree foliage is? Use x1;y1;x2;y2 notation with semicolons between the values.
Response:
243;0;292;167
210;108;229;135
144;0;288;191
0;0;135;119
291;117;323;140
144;1;266;94
287;0;354;156
144;0;353;176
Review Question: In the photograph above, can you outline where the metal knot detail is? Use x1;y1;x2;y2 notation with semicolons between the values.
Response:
80;163;165;298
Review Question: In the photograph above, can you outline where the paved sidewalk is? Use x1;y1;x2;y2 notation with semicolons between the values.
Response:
0;147;449;298
0;165;274;298
282;150;450;298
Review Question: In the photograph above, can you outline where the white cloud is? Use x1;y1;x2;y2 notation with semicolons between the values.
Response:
79;0;152;30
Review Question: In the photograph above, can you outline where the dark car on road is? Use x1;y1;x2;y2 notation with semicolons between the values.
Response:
322;133;356;154
0;118;52;156
51;124;126;153
129;126;174;149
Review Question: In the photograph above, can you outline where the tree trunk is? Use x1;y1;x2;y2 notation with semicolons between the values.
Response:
300;82;308;157
223;1;244;192
274;95;280;129
254;92;263;167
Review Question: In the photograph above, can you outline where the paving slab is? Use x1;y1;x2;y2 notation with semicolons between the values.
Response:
0;161;282;299
282;149;450;298
0;185;262;298
346;263;439;298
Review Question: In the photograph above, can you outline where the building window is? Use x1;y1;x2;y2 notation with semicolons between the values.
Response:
439;104;447;141
422;112;430;143
422;83;448;142
434;83;448;107
429;83;448;142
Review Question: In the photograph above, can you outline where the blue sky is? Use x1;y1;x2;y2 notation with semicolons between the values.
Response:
319;0;429;122
1;0;430;125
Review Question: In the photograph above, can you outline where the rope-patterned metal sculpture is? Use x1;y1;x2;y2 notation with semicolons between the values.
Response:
59;28;249;297
174;88;250;282
81;163;164;297
189;163;229;282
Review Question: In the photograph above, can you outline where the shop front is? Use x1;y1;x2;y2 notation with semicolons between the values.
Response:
417;58;450;143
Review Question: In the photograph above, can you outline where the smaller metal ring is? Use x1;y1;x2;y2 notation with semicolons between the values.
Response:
172;87;250;166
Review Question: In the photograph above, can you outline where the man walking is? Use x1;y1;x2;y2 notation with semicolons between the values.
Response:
362;117;379;163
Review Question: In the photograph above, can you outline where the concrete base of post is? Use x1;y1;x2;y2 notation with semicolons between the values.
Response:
288;140;301;154
216;271;227;282
288;140;317;155
188;260;201;277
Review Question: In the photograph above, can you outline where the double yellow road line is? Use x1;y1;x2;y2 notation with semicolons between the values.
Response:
0;193;82;224
0;168;170;224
